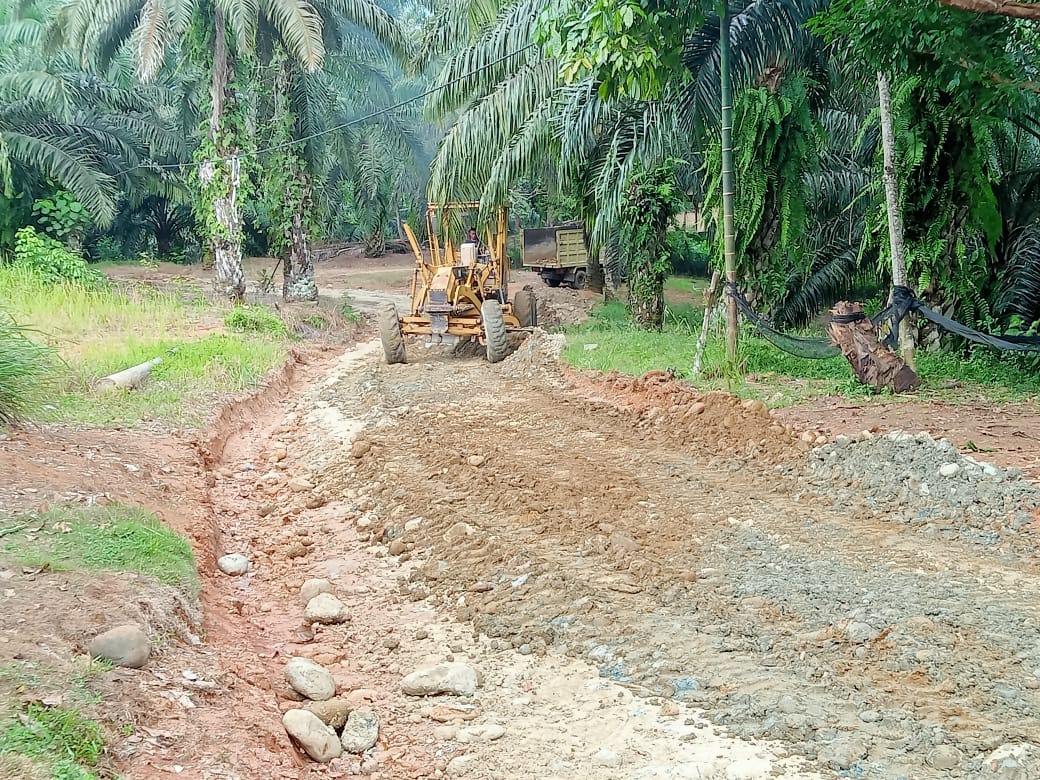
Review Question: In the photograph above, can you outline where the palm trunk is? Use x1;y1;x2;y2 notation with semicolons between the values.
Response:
283;180;318;301
202;8;245;302
587;248;605;294
719;3;738;362
877;71;916;369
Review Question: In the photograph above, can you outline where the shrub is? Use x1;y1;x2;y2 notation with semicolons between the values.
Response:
12;227;106;289
223;305;289;336
0;314;53;425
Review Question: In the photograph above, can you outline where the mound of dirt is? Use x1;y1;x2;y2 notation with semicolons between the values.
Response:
573;369;815;462
499;329;566;382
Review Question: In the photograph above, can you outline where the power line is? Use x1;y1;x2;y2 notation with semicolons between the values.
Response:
114;43;536;177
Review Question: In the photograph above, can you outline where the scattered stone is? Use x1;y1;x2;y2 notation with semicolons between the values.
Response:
89;625;150;669
457;724;505;743
845;621;880;644
817;737;868;770
467;454;486;467
414;628;429;641
304;697;352;729
217;554;250;576
258;503;277;517
340;710;379;753
429;704;480;722
401;662;478;697
659;701;680;717
982;743;1040;778
927;745;964;770
446;754;478;776
304;593;351;624
300;578;336;604
285;657;336;701
939;463;961;477
434;725;458;741
282;709;342;763
592;749;622;768
351;441;372;458
858;710;882;723
289;477;315;492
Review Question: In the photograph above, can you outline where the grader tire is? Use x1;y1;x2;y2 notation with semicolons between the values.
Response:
482;299;510;363
379;303;407;364
513;288;538;329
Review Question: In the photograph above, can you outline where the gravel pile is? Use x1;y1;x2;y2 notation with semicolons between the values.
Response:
807;430;1039;534
498;329;566;382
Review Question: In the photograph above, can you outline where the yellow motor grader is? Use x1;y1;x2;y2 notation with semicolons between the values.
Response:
378;202;537;364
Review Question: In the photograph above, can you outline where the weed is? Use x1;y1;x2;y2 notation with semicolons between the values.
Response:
255;267;277;295
0;314;54;425
302;314;327;330
224;305;289;336
0;703;104;778
340;294;363;323
1;504;198;597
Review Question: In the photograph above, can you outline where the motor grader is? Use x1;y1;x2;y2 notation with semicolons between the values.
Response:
378;202;537;364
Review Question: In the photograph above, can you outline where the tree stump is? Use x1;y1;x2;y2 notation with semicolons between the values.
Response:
827;301;919;392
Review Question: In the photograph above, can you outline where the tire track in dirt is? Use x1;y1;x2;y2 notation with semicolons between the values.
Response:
296;337;1040;779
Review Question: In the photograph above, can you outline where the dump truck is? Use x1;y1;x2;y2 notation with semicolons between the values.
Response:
378;202;537;365
521;222;589;289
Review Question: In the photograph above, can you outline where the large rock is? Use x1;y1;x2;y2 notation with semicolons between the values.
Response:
282;709;342;763
285;657;336;701
401;662;478;697
340;710;379;753
300;578;335;605
304;697;352;729
89;625;150;668
982;743;1040;779
304;593;350;625
217;554;249;575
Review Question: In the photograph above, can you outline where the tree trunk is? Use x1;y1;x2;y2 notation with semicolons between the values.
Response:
283;181;317;302
719;2;738;361
877;71;916;370
828;301;919;392
364;229;386;257
587;248;605;294
628;263;665;330
204;8;245;302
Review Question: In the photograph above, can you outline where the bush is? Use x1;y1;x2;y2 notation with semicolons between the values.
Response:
223;305;289;336
667;229;711;277
0;314;53;425
12;227;106;289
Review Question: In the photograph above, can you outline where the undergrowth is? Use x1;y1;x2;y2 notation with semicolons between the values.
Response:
0;265;289;426
563;301;1040;405
0;314;53;426
1;504;199;597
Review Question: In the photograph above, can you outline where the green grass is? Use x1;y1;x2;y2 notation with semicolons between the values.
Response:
224;305;290;336
0;314;54;425
1;504;199;597
0;265;289;427
564;301;1040;406
0;704;104;771
663;275;709;296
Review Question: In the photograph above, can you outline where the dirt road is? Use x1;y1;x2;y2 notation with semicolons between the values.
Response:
181;329;1037;780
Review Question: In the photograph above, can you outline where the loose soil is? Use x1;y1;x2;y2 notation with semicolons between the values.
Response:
5;259;1040;780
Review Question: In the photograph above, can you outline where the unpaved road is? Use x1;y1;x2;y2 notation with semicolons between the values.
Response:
188;330;1040;780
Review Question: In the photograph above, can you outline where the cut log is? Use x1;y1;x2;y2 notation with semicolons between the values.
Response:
95;357;162;392
827;302;919;393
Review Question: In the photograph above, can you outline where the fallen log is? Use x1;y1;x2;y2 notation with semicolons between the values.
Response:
827;301;919;393
95;356;162;392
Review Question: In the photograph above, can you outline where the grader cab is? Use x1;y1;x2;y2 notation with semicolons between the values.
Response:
378;202;537;364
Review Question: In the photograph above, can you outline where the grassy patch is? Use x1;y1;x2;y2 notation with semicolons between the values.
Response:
0;314;54;426
224;305;290;336
564;301;1040;406
0;266;289;427
1;504;198;597
0;703;104;777
340;293;363;323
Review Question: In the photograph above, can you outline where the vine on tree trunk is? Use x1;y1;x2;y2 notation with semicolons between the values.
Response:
620;160;685;331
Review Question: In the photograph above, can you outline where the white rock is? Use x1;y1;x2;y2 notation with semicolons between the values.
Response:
304;593;350;624
457;724;505;743
982;743;1040;778
446;754;478;776
593;749;622;768
282;709;342;762
300;578;336;604
939;463;961;477
340;710;379;753
217;554;249;575
845;621;880;644
401;662;478;697
285;657;336;701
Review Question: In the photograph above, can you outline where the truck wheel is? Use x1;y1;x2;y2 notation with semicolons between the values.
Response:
513;288;537;328
379;303;406;364
482;299;510;363
542;272;561;288
572;269;587;289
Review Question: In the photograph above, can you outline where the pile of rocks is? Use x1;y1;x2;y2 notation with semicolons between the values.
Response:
807;430;1039;533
